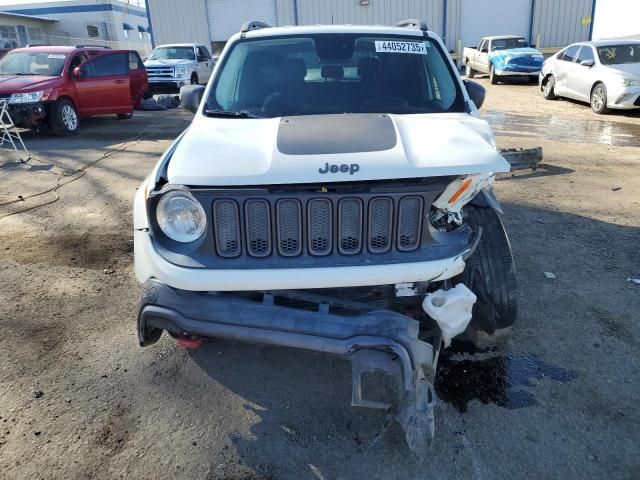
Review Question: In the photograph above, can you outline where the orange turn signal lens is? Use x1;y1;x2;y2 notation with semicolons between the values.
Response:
448;178;473;204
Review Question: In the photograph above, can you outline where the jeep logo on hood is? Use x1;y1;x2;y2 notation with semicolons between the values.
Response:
319;163;360;175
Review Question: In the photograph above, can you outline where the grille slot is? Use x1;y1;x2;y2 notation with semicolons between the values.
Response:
397;196;423;251
245;199;271;257
213;199;241;257
368;197;393;253
308;199;332;256
277;199;302;257
338;198;363;255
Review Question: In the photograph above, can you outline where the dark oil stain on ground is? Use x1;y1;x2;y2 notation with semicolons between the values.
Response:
435;354;577;412
484;110;640;147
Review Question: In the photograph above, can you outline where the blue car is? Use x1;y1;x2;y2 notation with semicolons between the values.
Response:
463;35;545;84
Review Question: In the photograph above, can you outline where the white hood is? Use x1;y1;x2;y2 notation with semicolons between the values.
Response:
167;113;510;186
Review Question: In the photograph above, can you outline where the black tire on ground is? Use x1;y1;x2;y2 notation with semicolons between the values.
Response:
591;83;609;114
456;206;518;348
489;65;498;85
191;72;199;85
542;74;558;100
117;112;133;119
465;61;475;78
529;75;539;83
142;90;153;100
50;98;79;136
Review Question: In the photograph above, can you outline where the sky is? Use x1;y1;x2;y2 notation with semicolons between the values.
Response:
0;0;145;6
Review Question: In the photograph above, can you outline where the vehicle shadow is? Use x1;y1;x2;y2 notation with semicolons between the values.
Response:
171;203;640;479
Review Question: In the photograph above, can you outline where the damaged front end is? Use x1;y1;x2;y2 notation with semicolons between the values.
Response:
7;102;47;129
138;277;481;452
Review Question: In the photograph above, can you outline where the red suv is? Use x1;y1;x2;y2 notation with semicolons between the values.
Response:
0;46;148;135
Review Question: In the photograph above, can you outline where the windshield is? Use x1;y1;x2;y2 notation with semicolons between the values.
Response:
492;38;528;51
207;34;465;118
0;51;67;76
597;44;640;65
149;47;195;60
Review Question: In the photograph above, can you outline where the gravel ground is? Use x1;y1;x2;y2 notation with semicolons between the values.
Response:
0;81;639;480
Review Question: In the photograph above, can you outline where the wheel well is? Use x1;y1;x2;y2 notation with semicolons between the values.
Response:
54;95;77;110
541;73;552;90
590;81;604;97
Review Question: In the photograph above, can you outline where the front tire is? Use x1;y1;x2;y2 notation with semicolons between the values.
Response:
50;98;79;136
117;112;133;119
591;83;609;114
465;61;476;78
542;75;558;100
457;206;518;348
489;65;498;85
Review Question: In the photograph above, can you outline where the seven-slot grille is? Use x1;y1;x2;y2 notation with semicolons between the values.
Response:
209;195;425;259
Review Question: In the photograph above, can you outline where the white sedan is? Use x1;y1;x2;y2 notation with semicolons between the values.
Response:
539;40;640;114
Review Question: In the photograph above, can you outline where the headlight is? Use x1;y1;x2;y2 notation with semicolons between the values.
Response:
156;190;206;242
174;66;189;78
622;78;640;87
9;91;44;104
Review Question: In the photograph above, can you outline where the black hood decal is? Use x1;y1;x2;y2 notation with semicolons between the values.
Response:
277;113;397;155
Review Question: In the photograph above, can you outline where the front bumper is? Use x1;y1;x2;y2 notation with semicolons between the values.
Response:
609;85;640;110
139;279;439;451
494;68;541;76
134;230;467;291
147;78;191;93
6;102;47;128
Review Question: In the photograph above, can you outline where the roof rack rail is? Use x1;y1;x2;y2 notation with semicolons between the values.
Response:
240;21;271;34
395;19;428;32
75;44;111;49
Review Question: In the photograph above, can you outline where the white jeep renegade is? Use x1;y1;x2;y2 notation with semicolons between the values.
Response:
134;19;516;452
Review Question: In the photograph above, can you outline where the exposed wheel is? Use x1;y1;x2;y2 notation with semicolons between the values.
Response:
591;83;609;114
489;65;498;85
542;75;558;100
116;112;133;119
456;206;518;348
190;72;199;85
465;61;476;79
50;98;79;136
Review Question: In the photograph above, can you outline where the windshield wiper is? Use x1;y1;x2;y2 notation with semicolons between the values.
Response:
203;109;262;119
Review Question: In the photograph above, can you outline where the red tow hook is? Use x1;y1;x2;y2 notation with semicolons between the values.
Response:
177;333;203;349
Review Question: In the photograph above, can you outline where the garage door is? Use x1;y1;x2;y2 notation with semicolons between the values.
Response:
460;0;533;48
206;0;277;42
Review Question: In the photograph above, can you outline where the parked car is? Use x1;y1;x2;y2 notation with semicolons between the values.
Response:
144;43;214;94
463;35;544;84
134;20;515;452
0;46;148;135
540;40;640;114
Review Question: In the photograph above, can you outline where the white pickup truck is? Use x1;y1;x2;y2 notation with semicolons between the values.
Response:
463;35;544;84
144;43;215;94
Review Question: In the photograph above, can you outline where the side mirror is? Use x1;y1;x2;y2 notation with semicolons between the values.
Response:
530;44;537;49
180;84;205;113
463;79;486;110
480;48;488;53
197;55;207;62
72;66;83;79
580;59;595;67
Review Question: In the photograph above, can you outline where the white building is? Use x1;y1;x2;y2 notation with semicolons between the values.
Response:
146;0;598;56
0;0;151;54
592;0;640;40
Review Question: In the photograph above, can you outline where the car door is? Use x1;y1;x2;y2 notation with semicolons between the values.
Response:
73;52;131;116
554;45;580;97
196;46;213;83
128;51;148;107
476;40;489;72
571;45;596;102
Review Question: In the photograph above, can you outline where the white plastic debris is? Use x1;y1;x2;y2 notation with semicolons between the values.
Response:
395;282;418;297
423;284;477;348
543;272;556;279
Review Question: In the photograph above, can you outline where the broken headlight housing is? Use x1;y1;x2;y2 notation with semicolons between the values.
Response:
156;190;207;243
430;173;495;228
